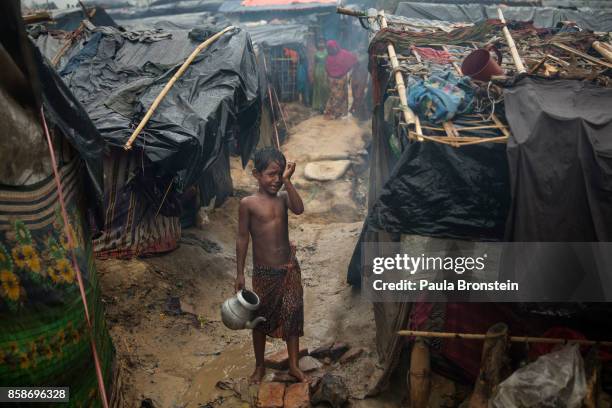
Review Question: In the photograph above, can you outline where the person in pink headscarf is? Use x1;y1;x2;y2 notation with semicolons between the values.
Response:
324;40;358;119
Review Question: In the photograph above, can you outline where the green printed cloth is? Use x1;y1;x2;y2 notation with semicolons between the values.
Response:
0;160;114;407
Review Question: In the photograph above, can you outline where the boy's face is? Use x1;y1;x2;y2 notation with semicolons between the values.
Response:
254;160;285;195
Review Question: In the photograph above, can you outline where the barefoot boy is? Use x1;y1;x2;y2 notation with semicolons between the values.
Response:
235;147;306;383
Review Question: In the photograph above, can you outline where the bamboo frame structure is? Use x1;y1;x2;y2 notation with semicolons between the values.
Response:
377;10;423;139
398;330;612;347
124;26;235;150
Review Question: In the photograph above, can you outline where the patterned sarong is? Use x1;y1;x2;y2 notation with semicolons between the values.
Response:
252;245;304;340
324;74;349;118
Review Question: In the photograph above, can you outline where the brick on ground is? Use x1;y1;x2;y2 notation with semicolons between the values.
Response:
257;382;285;408
284;382;310;408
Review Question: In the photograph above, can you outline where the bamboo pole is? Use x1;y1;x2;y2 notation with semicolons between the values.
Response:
378;11;422;139
261;52;281;149
22;11;52;25
553;42;612;69
497;8;526;74
469;323;508;408
124;26;235;150
336;6;366;18
409;338;431;408
398;330;612;347
592;41;612;64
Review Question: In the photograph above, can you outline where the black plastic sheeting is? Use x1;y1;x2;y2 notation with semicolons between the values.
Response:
57;26;260;191
366;139;510;240
49;7;118;31
395;2;612;31
34;46;106;202
504;78;612;241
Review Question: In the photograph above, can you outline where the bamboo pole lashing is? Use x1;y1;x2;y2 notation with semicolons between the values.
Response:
378;10;422;140
398;330;612;347
497;8;526;74
124;26;236;150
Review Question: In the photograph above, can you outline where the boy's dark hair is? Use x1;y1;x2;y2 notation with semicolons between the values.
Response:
253;147;286;173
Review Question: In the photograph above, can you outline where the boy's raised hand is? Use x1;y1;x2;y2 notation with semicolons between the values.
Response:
283;161;296;181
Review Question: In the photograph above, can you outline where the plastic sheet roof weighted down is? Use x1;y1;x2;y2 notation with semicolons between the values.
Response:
57;26;261;188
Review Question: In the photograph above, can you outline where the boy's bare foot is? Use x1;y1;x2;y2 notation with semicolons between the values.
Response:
288;366;309;383
250;365;265;384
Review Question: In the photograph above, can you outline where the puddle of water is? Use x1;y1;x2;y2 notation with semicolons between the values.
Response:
181;342;252;407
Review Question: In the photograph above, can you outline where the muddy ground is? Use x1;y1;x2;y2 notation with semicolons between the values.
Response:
96;112;405;407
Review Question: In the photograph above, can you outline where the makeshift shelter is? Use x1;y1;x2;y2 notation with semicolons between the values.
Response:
0;1;117;405
344;8;612;398
33;23;261;258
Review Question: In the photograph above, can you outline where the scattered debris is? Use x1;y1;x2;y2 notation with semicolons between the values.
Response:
339;347;364;364
309;341;350;362
311;373;349;408
298;356;323;372
164;296;182;316
264;348;309;370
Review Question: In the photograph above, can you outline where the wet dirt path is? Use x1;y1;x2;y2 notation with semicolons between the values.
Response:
97;114;401;407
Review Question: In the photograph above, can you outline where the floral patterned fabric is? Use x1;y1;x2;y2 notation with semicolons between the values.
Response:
0;159;114;407
252;245;304;340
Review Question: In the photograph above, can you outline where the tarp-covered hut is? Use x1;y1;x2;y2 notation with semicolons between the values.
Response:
33;23;261;258
347;10;612;396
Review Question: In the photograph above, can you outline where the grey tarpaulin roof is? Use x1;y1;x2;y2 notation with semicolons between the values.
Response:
114;12;229;30
107;0;223;20
395;2;612;31
243;23;310;48
219;0;336;14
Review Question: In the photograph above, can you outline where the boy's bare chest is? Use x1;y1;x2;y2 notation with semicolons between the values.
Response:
250;201;286;224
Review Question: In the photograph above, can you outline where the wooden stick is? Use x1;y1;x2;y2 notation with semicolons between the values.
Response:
592;41;612;64
552;42;612;70
469;323;508;408
397;330;612;347
409;338;431;408
442;45;463;76
124;26;235;150
529;55;549;74
271;86;290;134
491;114;510;138
545;53;570;66
497;8;526;73
379;11;422;139
22;11;52;25
261;53;281;149
336;6;367;17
